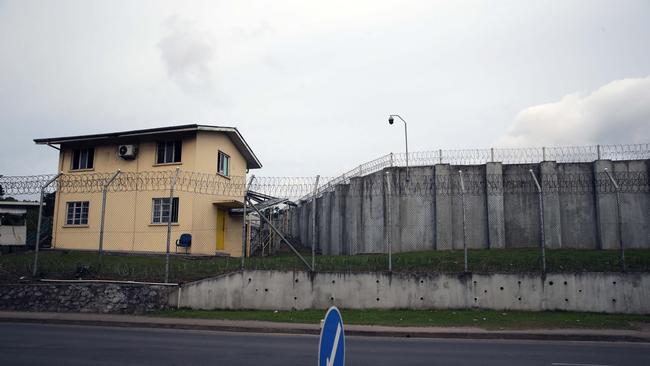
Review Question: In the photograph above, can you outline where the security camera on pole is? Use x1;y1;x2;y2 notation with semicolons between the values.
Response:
388;114;409;181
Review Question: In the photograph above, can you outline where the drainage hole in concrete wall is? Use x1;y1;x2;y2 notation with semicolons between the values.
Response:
294;297;297;300
517;281;521;285
248;278;252;283
420;297;424;301
332;280;336;284
548;281;554;286
483;290;487;294
474;297;477;302
612;298;616;303
564;298;568;302
264;289;268;292
376;280;380;284
578;289;582;293
563;281;567;285
473;281;477;285
295;279;299;283
499;287;504;291
330;297;334;301
420;280;424;284
376;298;380;302
613;281;617;285
518;297;522;301
255;289;258;292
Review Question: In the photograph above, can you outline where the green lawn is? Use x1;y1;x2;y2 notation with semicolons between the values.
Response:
152;308;650;330
1;248;649;283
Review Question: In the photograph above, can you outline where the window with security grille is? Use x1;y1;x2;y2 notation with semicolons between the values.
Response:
217;151;230;177
71;148;94;170
156;140;182;164
151;197;179;224
66;201;89;225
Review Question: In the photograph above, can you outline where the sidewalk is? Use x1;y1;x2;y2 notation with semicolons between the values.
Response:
1;311;649;343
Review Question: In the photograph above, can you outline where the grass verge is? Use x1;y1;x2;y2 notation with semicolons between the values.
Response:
151;308;650;330
1;248;650;283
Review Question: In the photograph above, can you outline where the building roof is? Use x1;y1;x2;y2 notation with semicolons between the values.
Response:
34;124;262;169
0;201;40;207
0;201;39;215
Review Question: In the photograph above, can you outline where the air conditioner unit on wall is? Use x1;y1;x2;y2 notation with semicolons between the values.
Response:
118;144;137;160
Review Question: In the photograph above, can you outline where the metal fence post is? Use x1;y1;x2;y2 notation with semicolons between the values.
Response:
165;168;180;283
529;169;546;273
32;173;62;277
459;170;468;272
385;170;392;272
542;147;547;162
249;199;313;271
241;175;255;269
604;168;625;272
98;170;121;263
389;152;394;167
439;149;443;164
597;144;602;160
311;175;320;271
490;148;495;163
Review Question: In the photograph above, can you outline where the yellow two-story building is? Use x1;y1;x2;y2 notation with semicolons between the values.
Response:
34;124;261;256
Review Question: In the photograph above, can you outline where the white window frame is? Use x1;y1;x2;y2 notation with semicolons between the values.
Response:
217;151;230;177
66;201;89;225
156;140;182;164
71;148;94;170
151;197;179;224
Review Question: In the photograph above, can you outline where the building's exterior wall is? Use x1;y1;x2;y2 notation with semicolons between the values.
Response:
58;137;198;174
194;131;247;177
190;131;247;256
52;132;248;256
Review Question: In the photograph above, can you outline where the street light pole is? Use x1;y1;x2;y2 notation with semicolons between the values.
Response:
388;114;409;181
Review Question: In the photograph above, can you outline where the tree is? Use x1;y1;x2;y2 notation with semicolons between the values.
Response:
44;192;56;216
0;185;17;201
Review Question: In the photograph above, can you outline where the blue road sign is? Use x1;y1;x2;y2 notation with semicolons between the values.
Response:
318;306;345;366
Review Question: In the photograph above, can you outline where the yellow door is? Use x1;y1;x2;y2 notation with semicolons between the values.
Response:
216;209;226;251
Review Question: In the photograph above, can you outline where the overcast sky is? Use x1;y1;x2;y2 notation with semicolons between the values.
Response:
1;0;649;177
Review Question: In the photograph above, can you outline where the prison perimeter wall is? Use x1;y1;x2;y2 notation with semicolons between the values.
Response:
285;159;650;254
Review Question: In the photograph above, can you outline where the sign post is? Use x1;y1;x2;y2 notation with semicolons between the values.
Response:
318;306;345;366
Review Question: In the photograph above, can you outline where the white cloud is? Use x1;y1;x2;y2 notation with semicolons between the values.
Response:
499;76;650;147
158;15;217;95
2;1;650;177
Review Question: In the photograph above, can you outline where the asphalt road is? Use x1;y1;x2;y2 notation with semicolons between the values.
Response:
1;323;649;366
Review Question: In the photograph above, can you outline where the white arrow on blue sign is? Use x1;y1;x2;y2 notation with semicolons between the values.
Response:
318;306;345;366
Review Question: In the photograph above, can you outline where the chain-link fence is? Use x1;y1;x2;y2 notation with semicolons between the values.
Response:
0;170;250;283
1;143;649;283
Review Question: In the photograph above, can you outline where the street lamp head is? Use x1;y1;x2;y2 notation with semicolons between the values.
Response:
388;116;394;125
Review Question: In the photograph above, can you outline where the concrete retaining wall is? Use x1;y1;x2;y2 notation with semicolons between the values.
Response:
174;270;650;314
286;159;649;254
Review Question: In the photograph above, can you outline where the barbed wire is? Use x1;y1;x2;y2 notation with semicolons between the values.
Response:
309;143;650;198
0;172;332;199
1;170;648;198
391;143;650;166
1;142;648;198
249;176;333;200
0;174;59;195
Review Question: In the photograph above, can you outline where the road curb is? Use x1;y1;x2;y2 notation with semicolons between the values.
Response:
1;314;649;343
0;316;320;336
